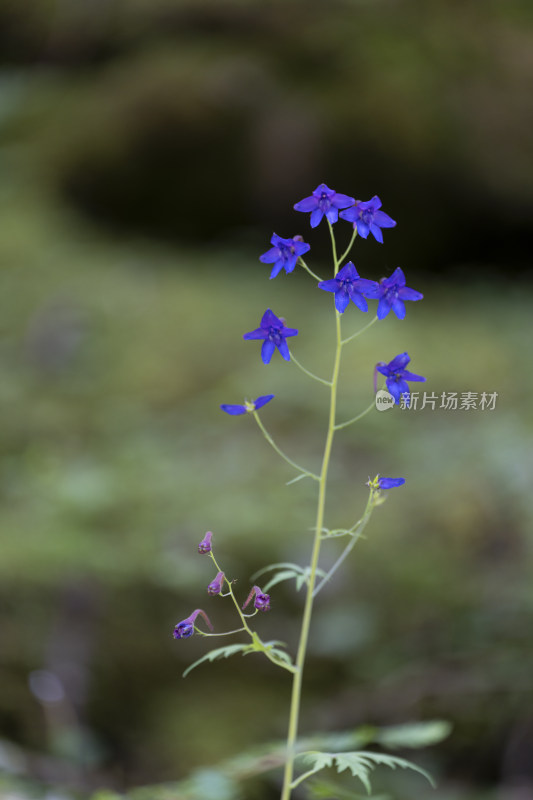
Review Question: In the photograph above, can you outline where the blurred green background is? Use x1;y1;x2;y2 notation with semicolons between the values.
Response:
1;1;532;799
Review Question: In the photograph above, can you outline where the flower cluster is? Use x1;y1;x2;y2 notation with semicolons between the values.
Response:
174;531;271;642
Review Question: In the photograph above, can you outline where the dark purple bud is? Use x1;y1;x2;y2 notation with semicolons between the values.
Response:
207;571;225;596
254;592;270;612
173;621;194;639
173;608;213;640
242;585;271;612
198;531;213;554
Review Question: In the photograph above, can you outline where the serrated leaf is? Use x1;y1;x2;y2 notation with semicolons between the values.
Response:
183;644;253;677
334;751;435;790
376;720;452;750
303;751;335;772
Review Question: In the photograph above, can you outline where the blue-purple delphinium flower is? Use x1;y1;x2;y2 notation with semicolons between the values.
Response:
340;195;396;243
198;531;213;554
207;571;225;596
318;261;379;314
220;395;274;416
173;608;213;640
366;267;423;320
294;183;355;228
367;475;406;491
242;585;271;612
376;352;426;405
243;309;298;364
259;233;311;279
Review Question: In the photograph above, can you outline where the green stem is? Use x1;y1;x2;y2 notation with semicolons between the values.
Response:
338;226;358;265
298;257;322;282
253;412;320;481
280;297;343;800
334;399;375;430
209;551;256;638
312;494;374;597
289;351;332;387
341;314;378;345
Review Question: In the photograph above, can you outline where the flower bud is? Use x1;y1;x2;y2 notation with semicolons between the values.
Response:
198;531;213;554
207;571;225;596
173;608;213;640
242;585;271;612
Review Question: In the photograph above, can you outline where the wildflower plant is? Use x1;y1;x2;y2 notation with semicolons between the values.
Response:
173;185;447;799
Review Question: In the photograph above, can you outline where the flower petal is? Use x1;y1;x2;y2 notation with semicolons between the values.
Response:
339;207;357;223
261;339;275;364
261;308;282;328
401;370;426;382
294;196;317;212
220;404;247;415
399;287;424;301
318;278;340;293
269;261;284;279
356;220;370;238
378;477;405;489
392;298;406;319
335;291;350;314
253;394;275;410
373;210;396;228
350;292;369;312
388;352;411;371
331;192;356;209
377;297;392;319
277;338;291;360
369;223;384;243
281;326;299;338
243;327;267;340
325;206;339;224
259;247;280;264
310;207;324;228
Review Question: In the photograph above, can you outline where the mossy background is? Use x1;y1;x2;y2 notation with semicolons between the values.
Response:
0;1;532;799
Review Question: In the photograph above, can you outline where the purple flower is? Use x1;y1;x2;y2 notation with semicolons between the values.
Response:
173;608;213;640
340;195;396;243
294;183;355;228
366;267;423;320
243;309;298;364
318;261;379;314
376;352;426;405
242;585;271;612
259;233;311;279
220;395;274;416
367;475;406;491
207;571;225;596
198;531;213;554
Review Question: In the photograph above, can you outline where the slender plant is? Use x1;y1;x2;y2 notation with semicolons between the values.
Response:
173;183;437;799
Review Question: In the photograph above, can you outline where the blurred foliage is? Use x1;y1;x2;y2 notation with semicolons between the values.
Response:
0;0;532;270
0;1;533;800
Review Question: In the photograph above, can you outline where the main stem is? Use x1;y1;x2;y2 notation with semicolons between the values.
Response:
280;305;343;800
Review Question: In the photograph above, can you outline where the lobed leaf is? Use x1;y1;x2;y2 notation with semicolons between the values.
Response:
183;644;253;677
297;750;435;794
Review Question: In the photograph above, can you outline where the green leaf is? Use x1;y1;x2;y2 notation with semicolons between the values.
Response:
263;569;303;592
375;720;452;750
182;643;254;677
334;751;435;790
297;750;435;794
251;561;307;580
303;751;335;772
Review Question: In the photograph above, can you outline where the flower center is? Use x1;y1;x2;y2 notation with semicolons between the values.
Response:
361;209;374;224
